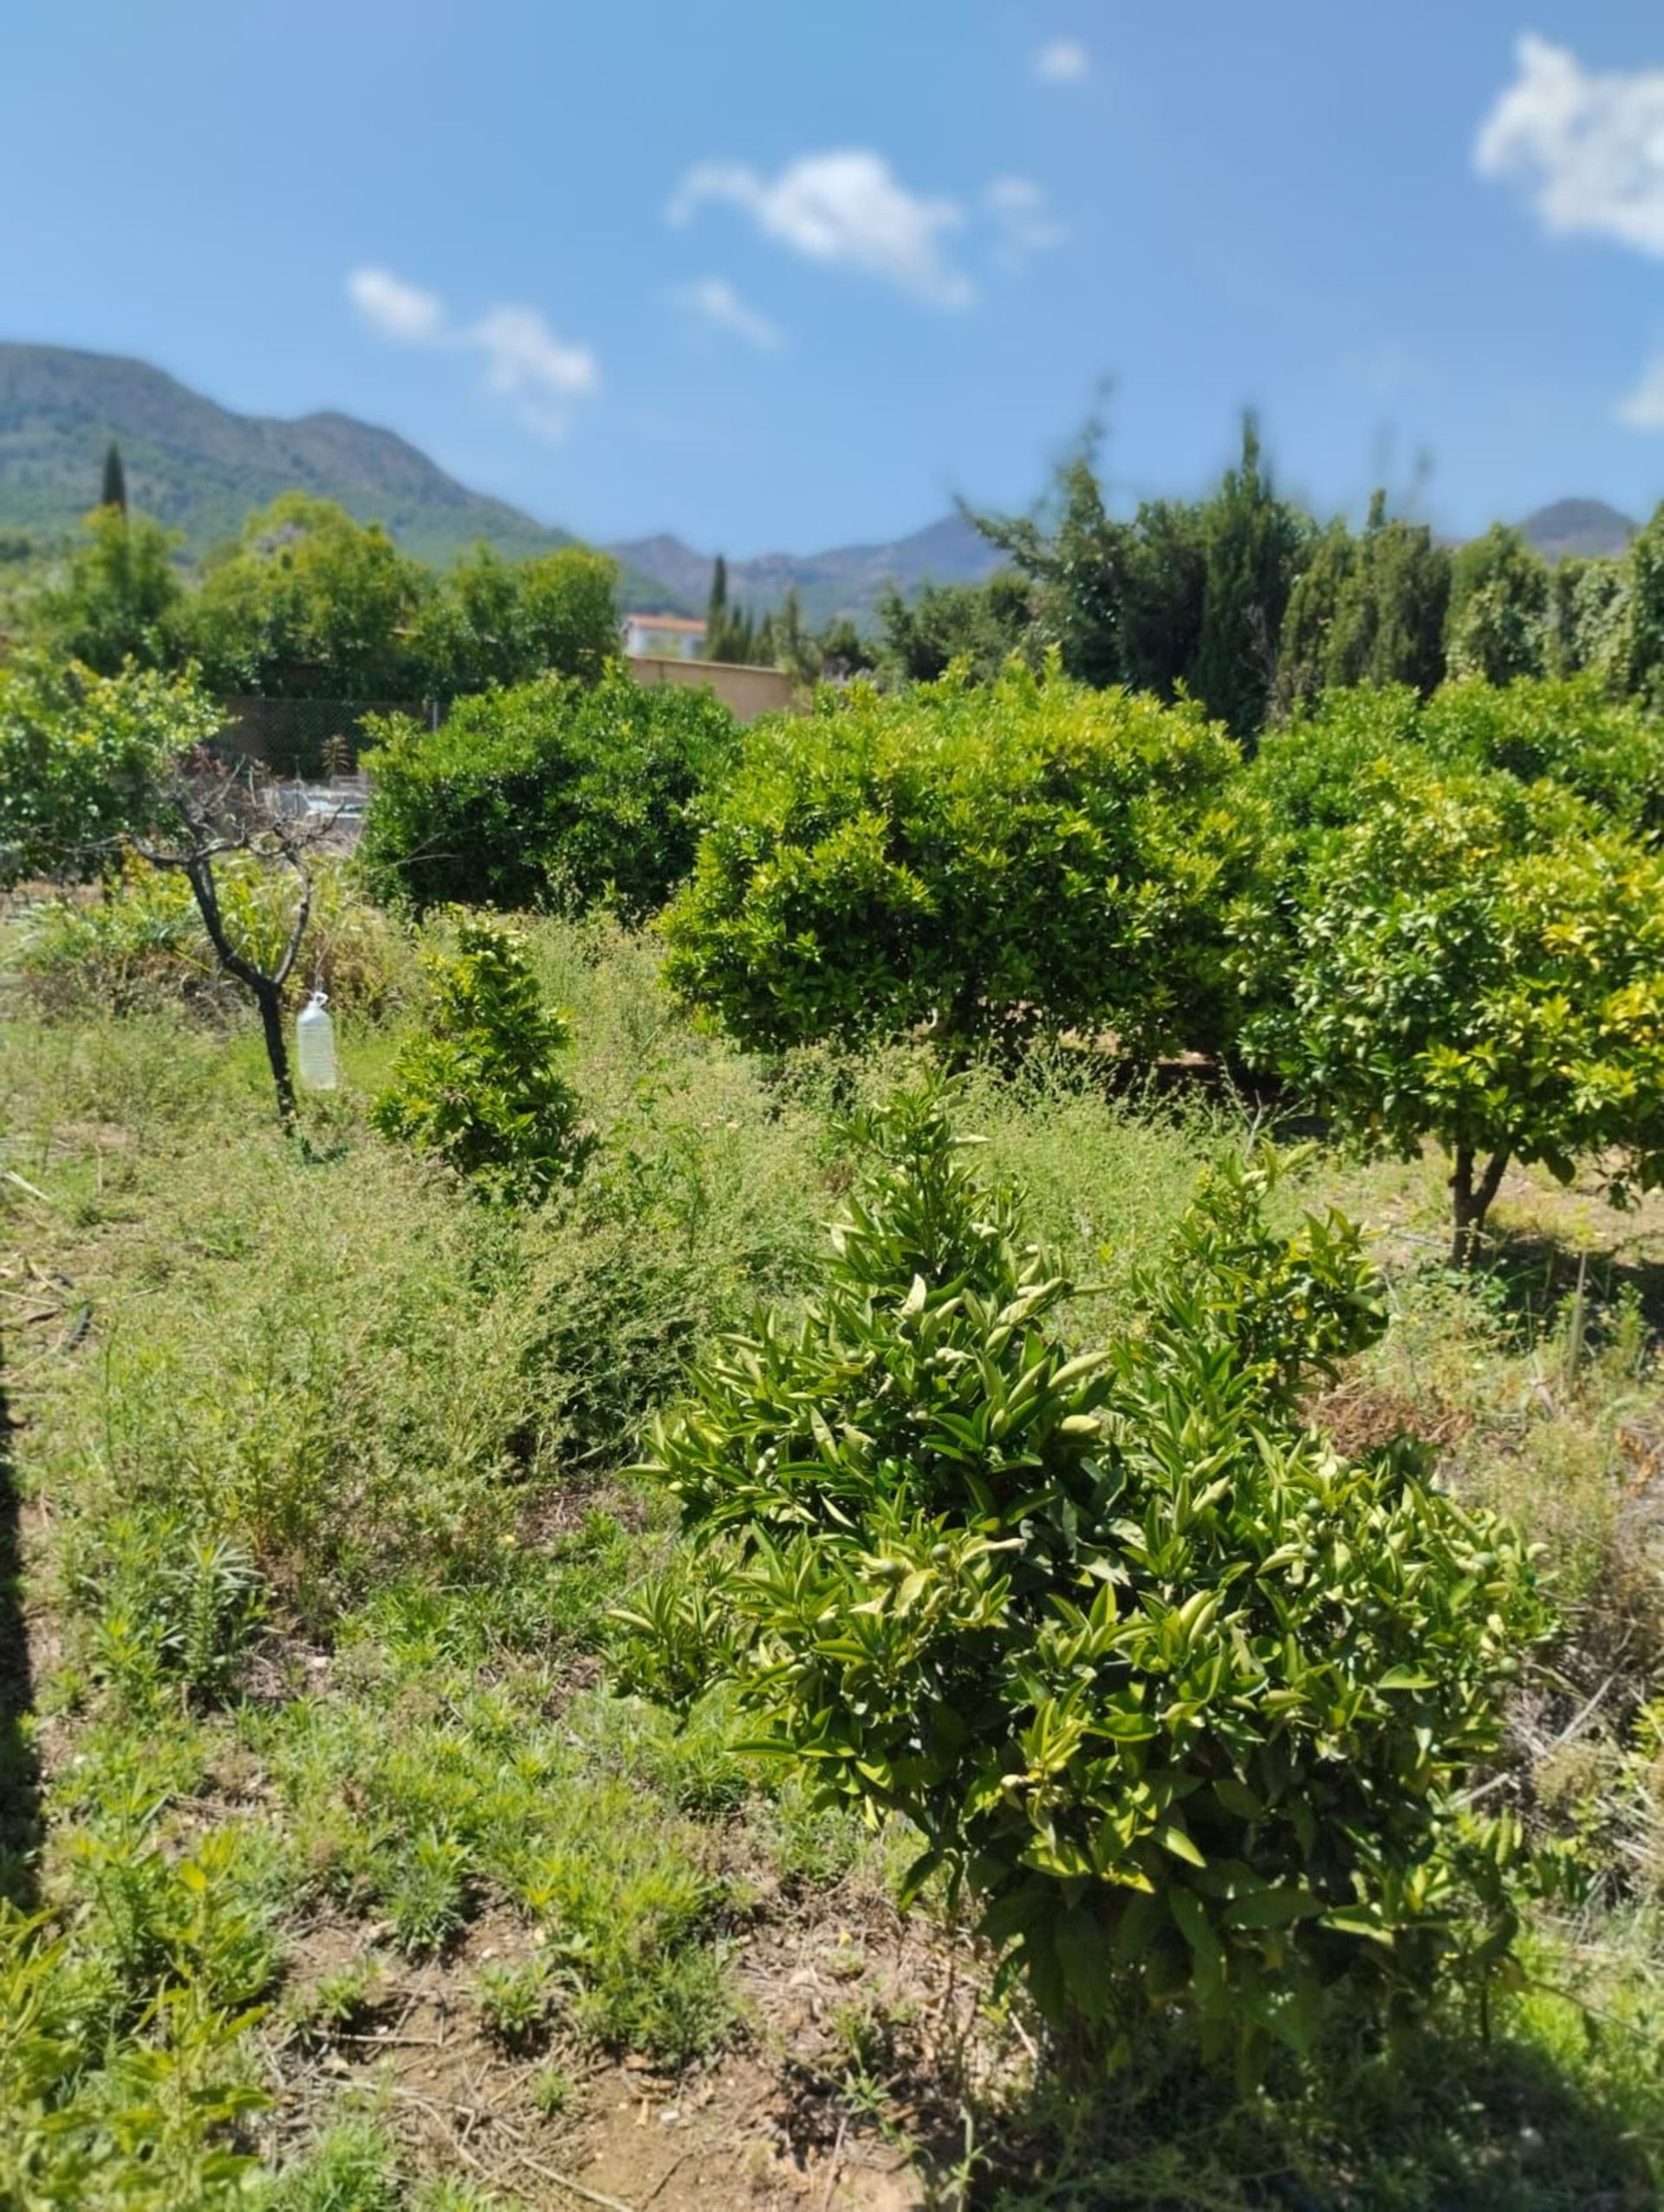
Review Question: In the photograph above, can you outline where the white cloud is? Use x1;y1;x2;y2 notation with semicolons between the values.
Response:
346;267;598;440
985;176;1067;267
1034;38;1090;85
347;266;444;342
1616;350;1664;429
1476;34;1664;257
670;276;784;351
668;149;973;308
467;304;598;413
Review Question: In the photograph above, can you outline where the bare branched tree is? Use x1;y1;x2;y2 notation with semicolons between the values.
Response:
124;756;337;1130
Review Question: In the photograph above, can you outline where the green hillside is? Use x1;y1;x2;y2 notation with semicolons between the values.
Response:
0;342;677;603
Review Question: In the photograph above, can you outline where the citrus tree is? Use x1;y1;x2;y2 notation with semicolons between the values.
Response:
0;653;217;885
660;659;1262;1056
359;667;738;920
1247;674;1664;860
621;1082;1546;2072
0;654;339;1129
1420;674;1664;843
374;919;589;1203
1237;762;1664;1264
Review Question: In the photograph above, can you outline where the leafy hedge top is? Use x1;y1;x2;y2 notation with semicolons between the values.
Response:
1251;675;1664;851
660;659;1264;1054
624;1082;1549;2071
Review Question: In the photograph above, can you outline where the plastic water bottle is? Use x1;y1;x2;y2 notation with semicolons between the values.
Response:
296;991;338;1090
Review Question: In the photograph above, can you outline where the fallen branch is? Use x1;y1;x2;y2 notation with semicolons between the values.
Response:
508;2148;640;2212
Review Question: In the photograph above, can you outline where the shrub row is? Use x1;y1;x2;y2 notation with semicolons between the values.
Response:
13;651;1664;1265
649;663;1664;1260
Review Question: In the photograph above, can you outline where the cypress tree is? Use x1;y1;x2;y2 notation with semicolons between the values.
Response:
1274;518;1355;716
705;554;728;654
101;439;127;517
1446;524;1550;684
1189;414;1304;742
1353;504;1449;694
1329;491;1449;695
1121;498;1207;697
1624;503;1664;705
1563;555;1632;691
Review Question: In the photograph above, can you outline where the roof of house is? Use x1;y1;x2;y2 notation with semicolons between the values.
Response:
627;613;706;633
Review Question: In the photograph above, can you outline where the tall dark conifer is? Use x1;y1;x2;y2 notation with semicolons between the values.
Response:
101;440;127;517
1189;414;1304;744
705;554;728;651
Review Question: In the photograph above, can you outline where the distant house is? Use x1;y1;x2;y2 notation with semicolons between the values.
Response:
623;612;705;660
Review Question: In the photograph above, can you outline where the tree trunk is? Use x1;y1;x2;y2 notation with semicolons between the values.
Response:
253;980;298;1134
181;854;303;1134
1450;1144;1509;1269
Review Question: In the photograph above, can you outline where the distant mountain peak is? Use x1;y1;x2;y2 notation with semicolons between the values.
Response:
1518;497;1636;563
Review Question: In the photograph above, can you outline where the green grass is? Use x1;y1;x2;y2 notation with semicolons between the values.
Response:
3;914;1663;2204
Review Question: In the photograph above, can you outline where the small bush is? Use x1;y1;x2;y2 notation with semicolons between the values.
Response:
374;918;590;1205
83;1520;264;1709
16;856;412;1021
357;666;738;920
660;659;1261;1057
0;1900;269;2207
621;1080;1550;2074
265;2119;403;2212
286;1962;386;2046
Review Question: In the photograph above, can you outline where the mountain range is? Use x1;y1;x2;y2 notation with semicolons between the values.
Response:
613;500;1641;628
0;342;1646;628
0;342;601;572
605;514;1004;628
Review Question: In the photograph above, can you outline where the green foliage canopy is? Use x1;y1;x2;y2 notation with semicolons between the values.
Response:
973;450;1129;691
34;506;185;674
660;660;1261;1056
185;494;429;696
876;571;1037;685
181;496;620;700
405;543;619;695
1249;675;1664;861
972;418;1304;737
1277;495;1450;712
1445;525;1550;686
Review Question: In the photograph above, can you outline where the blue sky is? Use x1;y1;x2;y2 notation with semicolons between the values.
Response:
5;3;1664;554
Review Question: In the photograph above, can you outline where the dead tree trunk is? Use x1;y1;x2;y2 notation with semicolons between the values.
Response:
127;761;322;1135
182;848;309;1133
